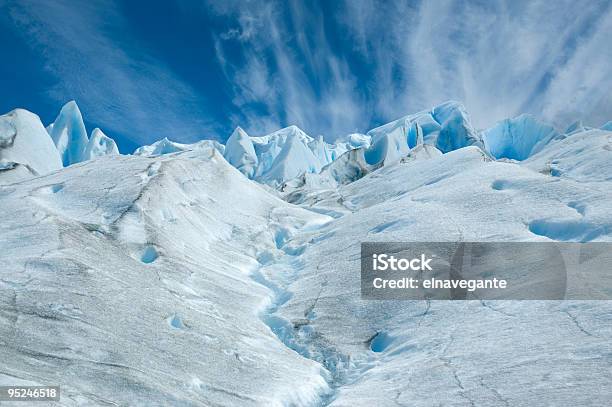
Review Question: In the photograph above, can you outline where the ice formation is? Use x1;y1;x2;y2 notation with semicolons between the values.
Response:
0;109;62;178
83;128;119;159
483;114;561;160
0;99;607;190
221;125;351;185
223;127;258;177
48;101;90;166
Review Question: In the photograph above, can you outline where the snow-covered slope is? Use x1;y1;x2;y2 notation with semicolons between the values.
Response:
524;128;612;182
271;143;612;406
0;146;331;406
1;99;611;406
0;109;62;182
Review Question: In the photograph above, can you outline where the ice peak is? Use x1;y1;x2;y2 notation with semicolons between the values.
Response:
231;126;249;138
431;100;466;119
63;100;80;112
287;125;305;134
48;100;89;166
262;125;312;143
259;128;321;186
84;128;119;159
224;126;258;178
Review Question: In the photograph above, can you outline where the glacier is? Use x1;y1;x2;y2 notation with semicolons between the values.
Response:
0;100;611;406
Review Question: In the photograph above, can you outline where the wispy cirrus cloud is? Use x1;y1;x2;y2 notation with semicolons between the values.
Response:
2;0;610;149
213;0;612;135
210;0;367;140
337;0;612;129
3;0;218;147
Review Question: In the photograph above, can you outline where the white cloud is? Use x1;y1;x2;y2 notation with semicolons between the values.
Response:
539;5;612;127
5;0;610;146
211;0;367;140
339;0;612;130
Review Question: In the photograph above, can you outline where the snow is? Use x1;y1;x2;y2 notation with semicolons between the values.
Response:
251;125;314;147
0;99;611;406
4;103;122;179
365;113;422;165
342;133;371;149
0;160;38;184
523;128;612;182
270;143;612;406
83;128;119;159
133;137;225;157
308;136;335;166
279;142;434;200
565;120;586;135
251;126;314;179
320;147;377;186
361;101;480;167
0;147;331;406
364;122;411;166
48;101;90;166
0;109;62;181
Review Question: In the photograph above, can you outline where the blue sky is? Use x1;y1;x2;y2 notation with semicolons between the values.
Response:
1;0;611;153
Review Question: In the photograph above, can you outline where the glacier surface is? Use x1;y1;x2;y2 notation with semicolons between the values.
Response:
0;100;611;406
